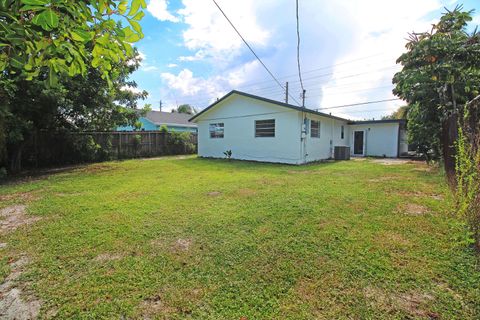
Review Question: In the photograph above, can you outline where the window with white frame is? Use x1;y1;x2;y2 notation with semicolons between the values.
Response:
311;120;320;138
209;123;224;138
255;119;275;137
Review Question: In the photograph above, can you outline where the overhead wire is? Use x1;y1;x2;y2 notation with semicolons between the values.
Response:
211;0;301;105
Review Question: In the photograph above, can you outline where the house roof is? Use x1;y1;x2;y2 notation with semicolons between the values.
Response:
348;119;406;125
189;90;350;122
143;110;197;127
189;90;404;125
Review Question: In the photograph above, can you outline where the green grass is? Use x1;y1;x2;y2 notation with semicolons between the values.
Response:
0;156;479;319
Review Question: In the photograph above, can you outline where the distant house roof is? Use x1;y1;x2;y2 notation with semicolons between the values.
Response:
142;110;197;127
189;90;404;125
348;119;406;125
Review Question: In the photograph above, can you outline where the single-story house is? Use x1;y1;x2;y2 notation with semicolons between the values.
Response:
117;110;197;133
189;90;408;164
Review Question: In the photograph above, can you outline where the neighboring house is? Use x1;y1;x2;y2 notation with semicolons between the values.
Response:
117;110;197;133
189;90;408;165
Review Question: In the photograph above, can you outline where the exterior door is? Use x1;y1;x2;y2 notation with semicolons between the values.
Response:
354;131;364;155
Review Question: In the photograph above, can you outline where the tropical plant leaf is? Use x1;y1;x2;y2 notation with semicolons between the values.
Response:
20;0;48;5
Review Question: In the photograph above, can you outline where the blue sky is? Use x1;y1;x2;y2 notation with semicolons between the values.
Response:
128;0;480;119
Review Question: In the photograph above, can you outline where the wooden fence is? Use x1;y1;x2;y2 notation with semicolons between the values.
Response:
23;131;197;168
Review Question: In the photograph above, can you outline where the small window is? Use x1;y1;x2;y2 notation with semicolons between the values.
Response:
341;125;345;139
311;120;320;138
209;123;224;138
255;119;275;137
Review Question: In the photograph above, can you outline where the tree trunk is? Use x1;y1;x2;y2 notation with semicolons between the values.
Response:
9;143;24;174
442;114;458;186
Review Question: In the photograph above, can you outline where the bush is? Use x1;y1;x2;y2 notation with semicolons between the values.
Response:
167;132;195;154
455;108;480;251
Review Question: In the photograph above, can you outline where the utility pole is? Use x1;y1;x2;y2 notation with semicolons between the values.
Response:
159;100;163;112
285;82;289;104
302;89;306;108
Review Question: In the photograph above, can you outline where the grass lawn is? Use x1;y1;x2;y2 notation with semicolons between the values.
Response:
0;156;479;319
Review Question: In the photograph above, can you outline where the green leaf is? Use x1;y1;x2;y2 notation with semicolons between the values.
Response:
33;8;59;31
48;66;58;87
131;11;144;21
129;20;142;34
20;0;48;5
20;4;46;11
71;29;92;42
118;0;128;14
128;0;141;16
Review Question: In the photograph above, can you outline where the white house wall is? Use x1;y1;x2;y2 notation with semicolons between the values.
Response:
305;114;349;162
349;123;399;157
196;95;304;164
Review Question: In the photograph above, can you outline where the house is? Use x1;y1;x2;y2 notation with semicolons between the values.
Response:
189;90;408;164
117;110;197;133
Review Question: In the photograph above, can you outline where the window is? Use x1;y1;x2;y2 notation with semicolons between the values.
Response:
311;120;320;138
341;125;345;139
209;123;224;138
255;119;275;137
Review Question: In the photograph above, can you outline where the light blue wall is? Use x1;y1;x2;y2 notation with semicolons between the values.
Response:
116;118;197;133
117;117;158;131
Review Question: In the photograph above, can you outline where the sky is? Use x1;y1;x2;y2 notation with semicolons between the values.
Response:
128;0;480;120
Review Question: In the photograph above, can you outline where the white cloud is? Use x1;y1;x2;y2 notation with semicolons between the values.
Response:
177;0;269;61
167;63;178;68
121;85;143;94
155;0;452;119
147;0;179;22
178;50;207;62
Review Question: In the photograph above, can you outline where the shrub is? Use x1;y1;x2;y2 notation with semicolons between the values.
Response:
455;107;480;251
167;132;195;154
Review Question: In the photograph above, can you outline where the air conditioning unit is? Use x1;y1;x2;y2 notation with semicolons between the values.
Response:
334;146;351;160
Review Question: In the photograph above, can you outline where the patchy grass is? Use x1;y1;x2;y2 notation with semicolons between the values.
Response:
0;156;479;319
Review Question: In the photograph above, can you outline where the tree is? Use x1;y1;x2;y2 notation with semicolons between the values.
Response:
173;104;197;115
0;0;148;173
0;0;146;86
393;5;480;174
3;50;147;172
382;105;410;120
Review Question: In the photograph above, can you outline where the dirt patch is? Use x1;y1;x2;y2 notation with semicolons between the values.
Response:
371;158;413;165
0;205;42;234
236;188;257;197
0;191;41;203
0;243;7;249
364;287;436;318
94;253;124;262
398;203;429;215
376;231;412;247
368;176;396;182
172;238;192;252
77;164;114;174
139;294;177;319
0;256;41;320
207;191;222;197
393;191;444;201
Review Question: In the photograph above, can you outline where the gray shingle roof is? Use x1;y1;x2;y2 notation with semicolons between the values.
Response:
143;110;197;127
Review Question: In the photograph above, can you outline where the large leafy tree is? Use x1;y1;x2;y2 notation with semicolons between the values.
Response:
0;0;146;86
3;51;147;172
393;5;480;169
0;0;148;172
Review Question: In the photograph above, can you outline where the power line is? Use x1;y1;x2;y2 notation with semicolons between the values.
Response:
211;0;300;106
316;98;401;111
233;53;391;90
295;0;304;94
